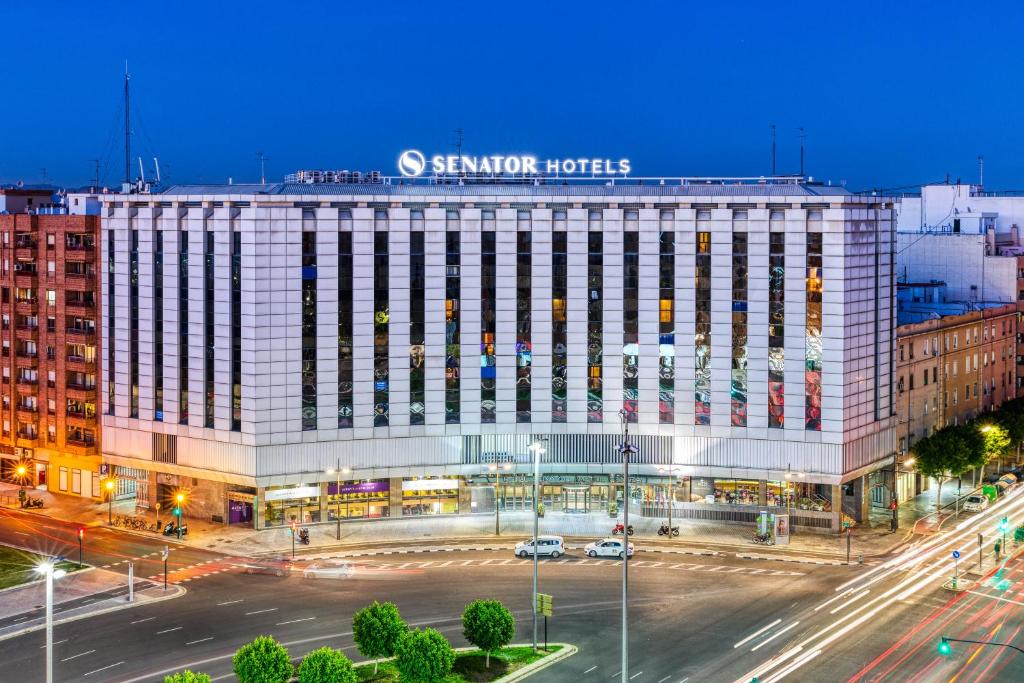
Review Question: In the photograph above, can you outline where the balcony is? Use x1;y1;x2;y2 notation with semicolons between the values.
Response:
64;273;95;290
14;273;37;288
15;406;37;422
15;378;38;393
65;412;95;429
64;243;95;262
14;299;38;315
65;438;98;456
14;325;38;341
65;355;95;373
14;245;37;260
14;352;38;369
65;327;96;342
65;301;96;317
65;383;97;401
16;432;39;448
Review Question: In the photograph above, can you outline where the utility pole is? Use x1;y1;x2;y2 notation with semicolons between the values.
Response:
978;155;984;187
90;159;100;190
770;124;777;176
799;127;806;177
257;152;268;185
618;409;635;683
124;63;131;187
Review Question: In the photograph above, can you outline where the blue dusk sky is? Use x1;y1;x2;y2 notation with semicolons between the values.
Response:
1;1;1023;190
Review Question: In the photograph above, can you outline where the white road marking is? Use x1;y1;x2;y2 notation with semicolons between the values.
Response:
966;590;1024;606
40;639;67;649
276;617;316;625
186;637;214;645
245;608;278;616
156;627;183;634
61;649;95;661
750;621;800;651
830;590;869;614
130;617;155;624
584;666;598;674
658;677;671;683
630;673;643;680
83;661;124;676
12;531;28;536
217;600;243;606
734;618;782;648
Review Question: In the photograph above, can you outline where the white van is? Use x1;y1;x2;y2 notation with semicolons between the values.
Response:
514;536;565;558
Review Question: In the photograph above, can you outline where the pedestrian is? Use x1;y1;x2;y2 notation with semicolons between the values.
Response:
995;539;1002;560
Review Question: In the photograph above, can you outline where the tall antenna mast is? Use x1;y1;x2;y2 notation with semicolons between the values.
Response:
124;62;131;187
454;128;464;160
978;155;984;187
770;124;777;176
90;159;100;189
799;127;806;177
257;152;268;184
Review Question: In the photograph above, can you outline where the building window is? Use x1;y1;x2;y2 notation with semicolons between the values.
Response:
622;231;639;423
154;230;164;421
515;230;532;423
552;230;568;423
768;231;785;428
373;228;389;427
301;231;317;431
731;230;747;426
445;229;461;424
129;229;139;418
587;231;603;423
409;229;425;426
178;230;189;424
659;227;675;424
695;230;711;425
231;230;241;431
107;229;115;415
204;230;215;428
806;231;823;431
480;230;496;423
338;229;354;428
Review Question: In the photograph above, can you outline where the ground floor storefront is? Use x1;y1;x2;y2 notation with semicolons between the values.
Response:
0;446;102;500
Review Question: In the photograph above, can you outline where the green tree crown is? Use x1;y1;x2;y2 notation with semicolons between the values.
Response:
164;671;211;683
352;601;407;674
394;628;456;683
298;647;356;683
232;635;293;683
462;599;516;668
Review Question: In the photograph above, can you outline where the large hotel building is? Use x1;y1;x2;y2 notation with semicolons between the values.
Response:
96;177;896;530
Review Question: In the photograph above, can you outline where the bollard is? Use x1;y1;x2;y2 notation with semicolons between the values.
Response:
127;561;134;603
857;554;864;565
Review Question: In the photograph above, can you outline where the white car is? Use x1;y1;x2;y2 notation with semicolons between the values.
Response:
514;536;565;558
963;494;989;512
302;560;355;579
584;538;635;559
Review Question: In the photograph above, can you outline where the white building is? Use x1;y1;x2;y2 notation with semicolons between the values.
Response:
99;177;896;530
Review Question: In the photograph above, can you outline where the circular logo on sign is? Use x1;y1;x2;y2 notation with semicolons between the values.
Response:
398;149;426;177
952;550;960;559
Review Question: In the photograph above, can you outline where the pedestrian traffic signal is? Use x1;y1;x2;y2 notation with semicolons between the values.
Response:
938;637;951;656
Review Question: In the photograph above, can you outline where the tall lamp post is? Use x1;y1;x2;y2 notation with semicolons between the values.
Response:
618;409;637;683
488;463;512;536
657;467;682;534
174;492;186;539
529;439;545;652
104;478;116;525
36;561;67;683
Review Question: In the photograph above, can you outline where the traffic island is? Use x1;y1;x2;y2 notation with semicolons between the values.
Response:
355;644;575;682
0;545;83;590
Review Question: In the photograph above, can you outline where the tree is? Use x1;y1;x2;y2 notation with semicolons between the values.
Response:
394;628;455;683
297;647;356;683
164;672;211;683
912;424;983;513
232;636;293;683
462;599;516;668
352;601;407;674
979;422;1011;478
993;398;1024;465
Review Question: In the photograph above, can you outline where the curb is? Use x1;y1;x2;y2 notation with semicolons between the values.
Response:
349;643;576;682
0;582;187;643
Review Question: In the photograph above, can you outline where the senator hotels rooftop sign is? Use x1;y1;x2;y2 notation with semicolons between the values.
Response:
397;149;631;178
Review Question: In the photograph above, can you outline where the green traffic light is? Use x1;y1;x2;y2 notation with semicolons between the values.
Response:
938;638;951;656
173;507;181;516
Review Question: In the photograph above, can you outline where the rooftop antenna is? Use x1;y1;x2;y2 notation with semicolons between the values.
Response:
770;124;777;176
978;155;984;187
124;62;131;187
89;159;100;189
138;157;146;185
153;157;161;185
799;127;806;177
257;152;268;184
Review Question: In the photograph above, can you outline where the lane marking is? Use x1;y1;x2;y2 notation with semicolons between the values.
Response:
12;531;28;536
277;617;316;625
245;608;278;616
584;666;598;674
734;618;782;648
966;590;1024;607
40;639;67;649
658;677;671;683
750;621;800;651
83;661;124;677
157;627;183;634
186;637;214;645
130;617;156;624
630;673;643;680
217;600;243;606
830;589;869;614
61;649;95;661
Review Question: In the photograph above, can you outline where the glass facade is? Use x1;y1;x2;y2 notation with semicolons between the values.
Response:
178;230;188;424
806;229;823;430
107;228;115;415
480;230;496;423
338;229;354;428
659;220;675;424
622;230;639;423
373;226;389;427
731;226;748;426
129;229;139;418
694;230;711;424
587;229;603;422
445;228;460;424
516;229;531;422
409;229;425;425
768;230;785;428
301;231;317;431
231;230;241;431
552;229;568;422
154;230;163;421
203;230;215;428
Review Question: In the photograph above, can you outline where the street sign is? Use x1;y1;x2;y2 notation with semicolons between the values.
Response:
536;593;553;617
162;546;169;561
952;550;960;559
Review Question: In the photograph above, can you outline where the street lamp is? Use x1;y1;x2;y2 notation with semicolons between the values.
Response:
104;478;116;525
488;463;512;536
528;439;545;652
36;561;67;683
657;467;683;535
618;408;637;683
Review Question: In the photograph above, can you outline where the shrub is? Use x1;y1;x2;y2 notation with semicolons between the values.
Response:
298;647;356;683
394;628;455;683
232;635;293;683
1015;525;1024;544
352;601;407;674
462;599;516;667
164;672;211;683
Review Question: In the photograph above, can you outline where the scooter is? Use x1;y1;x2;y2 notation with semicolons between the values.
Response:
657;523;680;537
21;496;44;509
612;523;635;536
163;522;189;537
298;528;310;545
752;532;774;546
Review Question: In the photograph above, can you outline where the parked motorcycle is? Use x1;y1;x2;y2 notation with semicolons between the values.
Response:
752;532;774;546
298;528;310;545
612;523;635;536
21;496;44;509
657;523;680;537
163;522;188;537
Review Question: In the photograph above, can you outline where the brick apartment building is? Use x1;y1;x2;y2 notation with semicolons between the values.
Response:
0;207;101;498
896;283;1017;503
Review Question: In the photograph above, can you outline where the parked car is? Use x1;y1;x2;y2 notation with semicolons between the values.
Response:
242;557;295;577
302;559;355;579
963;494;989;512
514;536;565;558
584;538;635;559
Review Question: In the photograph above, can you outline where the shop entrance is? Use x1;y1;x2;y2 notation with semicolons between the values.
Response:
562;486;590;513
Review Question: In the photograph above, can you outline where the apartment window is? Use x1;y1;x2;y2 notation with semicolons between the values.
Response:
231;230;241;431
660;229;676;424
46;234;55;248
409;230;425;425
445;230;461;424
768;232;785;428
587;231;603;422
47;290;55;306
899;345;904;362
622;231;639;423
909;374;915;390
923;370;929;386
480;230;496;423
178;230;189;424
551;230;568;422
300;231;317;431
373;229;389;427
338;228;354;428
203;230;215;428
695;231;711;425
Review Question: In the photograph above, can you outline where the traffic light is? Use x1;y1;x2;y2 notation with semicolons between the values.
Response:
172;507;181;516
77;528;84;540
999;517;1009;532
938;638;951;656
